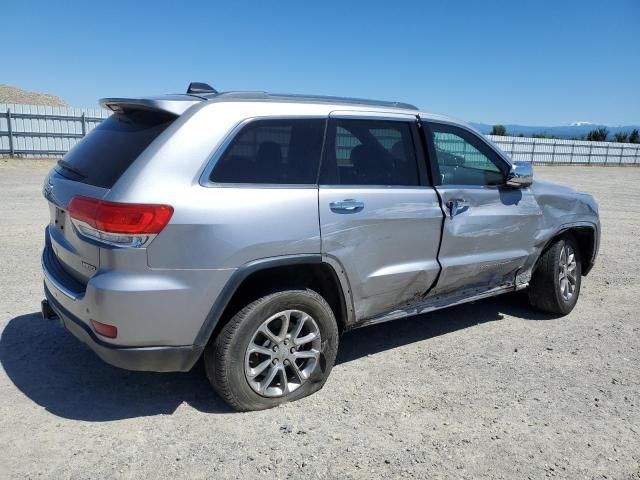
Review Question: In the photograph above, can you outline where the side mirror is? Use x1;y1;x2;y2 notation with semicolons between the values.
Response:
506;161;533;188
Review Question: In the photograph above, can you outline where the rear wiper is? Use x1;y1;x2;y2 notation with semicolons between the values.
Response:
57;160;86;179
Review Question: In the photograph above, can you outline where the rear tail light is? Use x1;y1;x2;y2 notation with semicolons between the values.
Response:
68;196;173;247
90;319;118;338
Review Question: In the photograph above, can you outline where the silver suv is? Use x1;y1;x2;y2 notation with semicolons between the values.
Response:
41;84;600;411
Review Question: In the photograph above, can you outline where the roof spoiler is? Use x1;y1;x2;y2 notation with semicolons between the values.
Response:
99;95;202;116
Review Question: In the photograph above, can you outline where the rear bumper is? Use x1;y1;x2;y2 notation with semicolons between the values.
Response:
44;283;203;372
42;223;235;355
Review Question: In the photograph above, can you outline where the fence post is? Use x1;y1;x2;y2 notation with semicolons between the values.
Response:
619;144;624;165
530;140;536;164
588;142;593;164
569;141;575;164
551;141;557;164
511;137;516;157
81;113;86;137
605;142;610;165
7;109;14;156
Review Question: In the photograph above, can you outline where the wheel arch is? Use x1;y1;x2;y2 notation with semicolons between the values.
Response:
193;255;354;349
537;222;599;276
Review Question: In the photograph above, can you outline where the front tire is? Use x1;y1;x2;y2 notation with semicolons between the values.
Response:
528;234;582;315
205;289;339;411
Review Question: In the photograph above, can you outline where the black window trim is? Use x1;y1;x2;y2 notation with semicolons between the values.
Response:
200;115;328;188
414;117;434;186
423;120;512;188
318;116;431;188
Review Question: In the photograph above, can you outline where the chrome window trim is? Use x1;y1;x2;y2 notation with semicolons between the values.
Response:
199;113;432;190
198;115;328;188
318;185;436;190
328;110;418;121
320;114;424;188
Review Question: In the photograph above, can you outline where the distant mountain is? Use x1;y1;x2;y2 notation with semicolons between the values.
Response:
569;121;594;127
470;122;640;139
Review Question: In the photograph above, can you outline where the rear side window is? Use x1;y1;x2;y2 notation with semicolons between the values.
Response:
210;119;325;184
320;119;420;186
56;110;175;189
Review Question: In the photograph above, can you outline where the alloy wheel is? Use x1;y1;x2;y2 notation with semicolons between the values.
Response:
244;310;321;397
559;244;578;301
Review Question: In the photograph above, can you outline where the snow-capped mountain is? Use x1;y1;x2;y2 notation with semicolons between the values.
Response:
470;122;640;139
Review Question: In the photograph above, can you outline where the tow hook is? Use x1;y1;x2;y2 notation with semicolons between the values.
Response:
41;299;58;320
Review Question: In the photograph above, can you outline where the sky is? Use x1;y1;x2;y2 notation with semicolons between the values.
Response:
3;0;639;126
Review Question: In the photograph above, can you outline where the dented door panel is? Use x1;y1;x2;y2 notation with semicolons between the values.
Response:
319;187;442;320
431;185;543;296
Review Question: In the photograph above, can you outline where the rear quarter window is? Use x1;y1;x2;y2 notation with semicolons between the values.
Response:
56;110;175;189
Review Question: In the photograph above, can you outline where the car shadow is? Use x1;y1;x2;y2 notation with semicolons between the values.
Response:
0;312;234;421
0;291;555;421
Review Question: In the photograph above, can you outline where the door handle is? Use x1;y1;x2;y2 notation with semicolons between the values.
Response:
330;199;365;212
446;198;469;219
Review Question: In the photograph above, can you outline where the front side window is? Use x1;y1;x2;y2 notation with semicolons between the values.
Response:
210;119;325;184
429;124;506;186
320;119;420;186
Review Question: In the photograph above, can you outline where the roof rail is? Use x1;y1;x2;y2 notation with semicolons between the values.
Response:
200;91;418;110
269;93;419;110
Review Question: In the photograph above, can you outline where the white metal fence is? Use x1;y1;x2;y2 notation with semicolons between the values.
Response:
1;103;639;164
0;104;109;157
487;134;640;165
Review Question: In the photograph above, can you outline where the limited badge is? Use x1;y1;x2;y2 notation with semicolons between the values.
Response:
81;261;97;272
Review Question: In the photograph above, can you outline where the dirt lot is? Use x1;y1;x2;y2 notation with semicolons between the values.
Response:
0;159;638;479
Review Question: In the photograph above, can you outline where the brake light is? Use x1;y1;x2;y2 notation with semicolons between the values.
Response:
68;196;173;247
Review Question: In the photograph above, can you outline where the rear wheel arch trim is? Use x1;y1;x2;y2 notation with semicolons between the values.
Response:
193;254;354;348
320;254;357;329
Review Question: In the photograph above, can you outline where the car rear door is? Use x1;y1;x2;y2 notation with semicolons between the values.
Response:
423;120;542;297
318;112;443;321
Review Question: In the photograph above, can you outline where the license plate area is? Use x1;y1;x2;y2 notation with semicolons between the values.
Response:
54;206;66;233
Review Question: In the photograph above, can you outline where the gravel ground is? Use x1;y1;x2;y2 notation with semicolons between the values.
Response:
0;159;638;479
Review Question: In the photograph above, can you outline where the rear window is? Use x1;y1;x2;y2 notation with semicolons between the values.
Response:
55;110;175;189
209;119;325;184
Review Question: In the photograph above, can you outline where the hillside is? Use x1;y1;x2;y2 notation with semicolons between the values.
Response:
0;84;67;106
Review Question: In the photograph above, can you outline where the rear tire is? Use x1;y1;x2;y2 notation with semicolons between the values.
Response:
205;289;339;412
528;234;582;315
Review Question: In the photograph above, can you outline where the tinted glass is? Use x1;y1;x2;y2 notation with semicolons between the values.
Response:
321;119;419;186
210;119;325;184
429;124;505;186
56;110;175;189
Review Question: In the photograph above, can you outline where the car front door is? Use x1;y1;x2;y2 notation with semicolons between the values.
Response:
424;121;542;298
318;112;443;321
